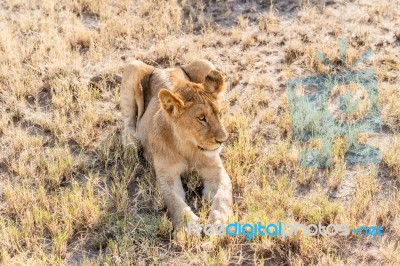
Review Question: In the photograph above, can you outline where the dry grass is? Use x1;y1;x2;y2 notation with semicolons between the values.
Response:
0;0;399;265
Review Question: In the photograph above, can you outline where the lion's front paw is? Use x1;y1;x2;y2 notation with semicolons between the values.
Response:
209;210;225;225
209;205;232;225
173;207;199;233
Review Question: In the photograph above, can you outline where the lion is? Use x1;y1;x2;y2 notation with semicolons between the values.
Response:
120;59;233;229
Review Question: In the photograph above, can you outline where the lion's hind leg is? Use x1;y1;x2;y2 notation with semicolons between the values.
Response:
121;60;154;146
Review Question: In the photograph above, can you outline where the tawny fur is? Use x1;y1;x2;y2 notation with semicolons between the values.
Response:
121;59;233;229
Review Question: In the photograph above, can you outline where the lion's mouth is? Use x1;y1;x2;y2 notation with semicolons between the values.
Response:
197;145;221;152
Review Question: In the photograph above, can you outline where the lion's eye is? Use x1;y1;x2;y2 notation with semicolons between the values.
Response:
198;115;206;122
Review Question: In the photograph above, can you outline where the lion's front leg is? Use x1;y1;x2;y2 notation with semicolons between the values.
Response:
155;162;199;229
199;161;233;224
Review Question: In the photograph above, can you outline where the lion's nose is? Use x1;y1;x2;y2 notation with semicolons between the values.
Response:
215;129;228;144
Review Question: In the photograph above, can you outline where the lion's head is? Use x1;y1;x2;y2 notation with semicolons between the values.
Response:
158;69;228;156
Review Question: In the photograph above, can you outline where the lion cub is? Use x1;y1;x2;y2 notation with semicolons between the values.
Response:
121;59;232;229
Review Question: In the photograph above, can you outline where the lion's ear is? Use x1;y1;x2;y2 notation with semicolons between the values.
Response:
158;89;184;117
203;69;225;98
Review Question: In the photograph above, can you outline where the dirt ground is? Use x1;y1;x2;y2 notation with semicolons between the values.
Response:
0;0;399;265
